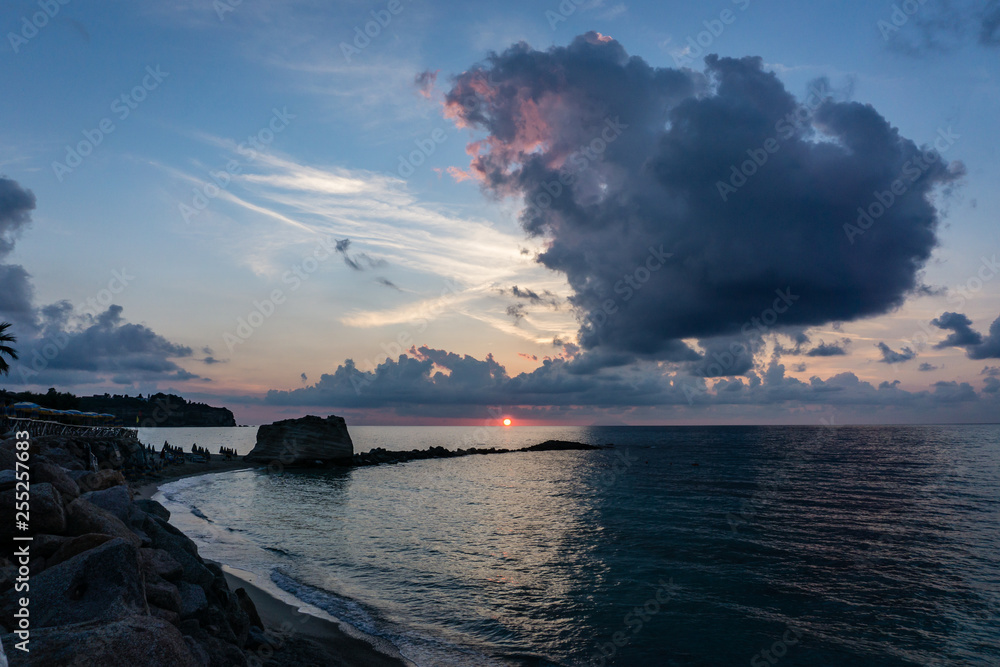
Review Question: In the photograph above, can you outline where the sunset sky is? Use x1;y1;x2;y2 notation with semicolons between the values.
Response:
1;0;998;424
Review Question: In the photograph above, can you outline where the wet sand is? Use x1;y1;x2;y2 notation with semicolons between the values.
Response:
132;458;255;499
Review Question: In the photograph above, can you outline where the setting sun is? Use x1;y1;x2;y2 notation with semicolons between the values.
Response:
503;418;512;426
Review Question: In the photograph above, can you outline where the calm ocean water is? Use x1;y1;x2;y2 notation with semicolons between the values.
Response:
139;425;1000;666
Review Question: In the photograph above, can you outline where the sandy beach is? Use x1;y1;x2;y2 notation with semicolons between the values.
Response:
132;463;411;667
133;458;256;500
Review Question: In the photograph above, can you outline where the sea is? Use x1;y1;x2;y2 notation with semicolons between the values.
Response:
137;425;1000;666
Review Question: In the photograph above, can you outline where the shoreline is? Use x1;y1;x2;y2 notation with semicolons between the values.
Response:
132;458;257;499
134;465;412;667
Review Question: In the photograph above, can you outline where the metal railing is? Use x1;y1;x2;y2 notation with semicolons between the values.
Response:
1;416;139;439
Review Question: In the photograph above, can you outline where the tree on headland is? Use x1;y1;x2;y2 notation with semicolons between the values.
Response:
0;322;18;376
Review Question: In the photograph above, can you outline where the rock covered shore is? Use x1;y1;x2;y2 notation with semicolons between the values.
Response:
0;433;271;666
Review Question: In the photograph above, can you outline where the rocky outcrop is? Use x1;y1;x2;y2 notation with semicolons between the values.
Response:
0;434;264;666
0;538;147;629
244;414;354;467
12;616;200;667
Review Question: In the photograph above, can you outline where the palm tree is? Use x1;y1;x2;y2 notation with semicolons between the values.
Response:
0;322;18;376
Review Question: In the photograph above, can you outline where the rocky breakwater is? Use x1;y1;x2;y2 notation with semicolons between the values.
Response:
352;439;612;466
0;433;269;666
244;415;354;467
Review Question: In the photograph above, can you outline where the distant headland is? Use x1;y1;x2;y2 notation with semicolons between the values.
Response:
0;389;236;428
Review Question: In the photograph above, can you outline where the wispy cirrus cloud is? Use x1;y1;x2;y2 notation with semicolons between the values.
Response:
158;138;576;343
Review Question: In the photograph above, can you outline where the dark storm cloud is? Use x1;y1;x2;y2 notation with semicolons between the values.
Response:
0;178;38;324
335;238;386;271
0;177;36;257
876;342;917;364
984;377;1000;393
932;312;1000;359
12;305;195;385
982;366;1000;376
967;316;1000;359
443;34;962;365
687;335;762;377
932;311;982;347
806;340;850;357
0;264;36;323
919;362;939;371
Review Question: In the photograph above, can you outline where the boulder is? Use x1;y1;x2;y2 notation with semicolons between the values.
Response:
0;560;16;594
32;533;71;559
0;538;146;629
0;448;16;472
184;623;249;667
48;533;116;568
136;498;170;521
38;446;84;470
210;582;250;647
0;469;15;492
145;575;183;613
139;547;184;581
30;482;66;535
77;469;127;493
244;414;354;467
143;515;215;588
33;462;81;500
80;485;133;524
1;615;200;667
246;624;273;650
66;469;92;482
184;634;213;666
178;581;208;618
235;588;264;629
149;604;181;626
194;603;240;645
65;498;142;548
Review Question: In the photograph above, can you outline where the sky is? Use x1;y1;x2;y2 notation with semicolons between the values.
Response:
1;0;998;425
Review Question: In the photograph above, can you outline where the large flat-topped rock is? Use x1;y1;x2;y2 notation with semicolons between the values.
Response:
244;415;354;467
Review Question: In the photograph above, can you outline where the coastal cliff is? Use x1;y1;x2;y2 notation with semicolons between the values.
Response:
80;393;237;428
0;390;237;427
